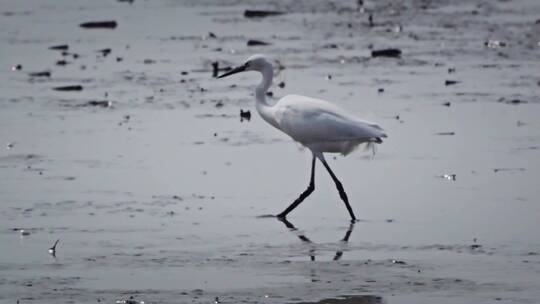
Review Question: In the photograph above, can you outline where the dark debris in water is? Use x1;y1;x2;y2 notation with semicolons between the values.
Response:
56;60;71;66
83;100;112;108
49;44;69;51
498;97;527;105
240;109;251;122
445;80;459;86
297;295;383;304
437;174;456;181
97;48;112;56
371;48;401;58
493;167;525;173
28;71;51;78
244;10;284;18
80;20;118;29
435;132;455;136
53;85;83;91
247;39;270;46
115;296;144;304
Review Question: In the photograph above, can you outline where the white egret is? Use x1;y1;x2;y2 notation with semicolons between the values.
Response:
218;54;386;221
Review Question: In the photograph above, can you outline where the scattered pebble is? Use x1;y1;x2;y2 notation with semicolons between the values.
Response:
392;259;406;265
80;20;118;29
442;101;451;107
20;229;30;236
277;81;285;88
445;80;459;86
11;64;22;71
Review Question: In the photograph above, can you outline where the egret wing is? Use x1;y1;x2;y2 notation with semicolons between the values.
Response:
274;95;386;145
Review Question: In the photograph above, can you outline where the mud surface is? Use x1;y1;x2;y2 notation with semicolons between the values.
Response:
1;0;540;303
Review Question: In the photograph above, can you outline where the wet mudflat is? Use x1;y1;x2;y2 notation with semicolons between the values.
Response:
1;0;540;303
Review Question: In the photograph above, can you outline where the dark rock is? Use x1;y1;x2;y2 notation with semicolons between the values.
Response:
371;48;401;58
445;80;458;86
240;109;251;122
244;10;284;18
97;48;112;56
49;44;69;51
442;102;451;106
56;60;69;66
247;39;270;46
83;100;111;107
79;21;117;29
53;85;83;91
29;71;51;77
277;81;285;88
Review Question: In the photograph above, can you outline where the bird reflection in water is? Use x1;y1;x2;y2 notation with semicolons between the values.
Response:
278;218;355;261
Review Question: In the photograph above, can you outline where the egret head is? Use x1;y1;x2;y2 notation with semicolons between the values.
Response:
218;54;271;78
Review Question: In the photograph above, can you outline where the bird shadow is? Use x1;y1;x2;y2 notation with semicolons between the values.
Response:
276;217;356;261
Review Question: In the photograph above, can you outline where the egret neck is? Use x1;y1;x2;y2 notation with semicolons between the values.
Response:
254;64;279;129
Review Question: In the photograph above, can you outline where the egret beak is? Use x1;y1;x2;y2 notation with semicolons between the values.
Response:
218;64;247;78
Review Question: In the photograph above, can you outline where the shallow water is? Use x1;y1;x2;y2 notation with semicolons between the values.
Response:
1;0;540;303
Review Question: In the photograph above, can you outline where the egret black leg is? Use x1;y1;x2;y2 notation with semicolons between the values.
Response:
277;154;316;219
318;156;357;221
333;221;356;260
